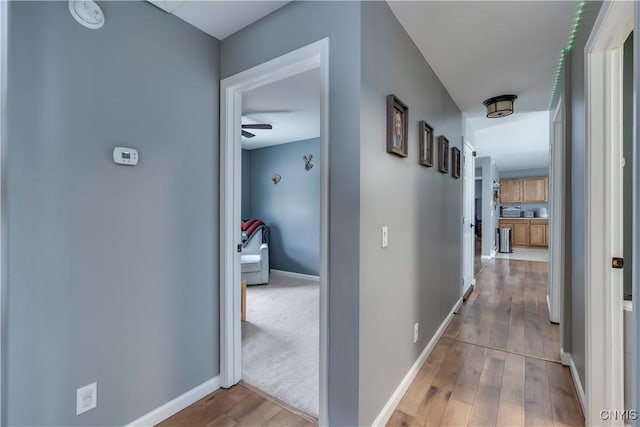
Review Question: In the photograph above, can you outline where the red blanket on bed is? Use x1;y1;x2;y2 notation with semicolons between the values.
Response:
241;219;265;243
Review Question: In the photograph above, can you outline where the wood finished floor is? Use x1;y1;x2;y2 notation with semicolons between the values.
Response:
386;247;584;427
161;240;582;427
157;383;316;427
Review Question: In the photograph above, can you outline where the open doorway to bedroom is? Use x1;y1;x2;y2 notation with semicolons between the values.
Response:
238;68;321;419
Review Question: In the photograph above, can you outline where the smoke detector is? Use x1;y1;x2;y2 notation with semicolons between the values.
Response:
68;1;104;29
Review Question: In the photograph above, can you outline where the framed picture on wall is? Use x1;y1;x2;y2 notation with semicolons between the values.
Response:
418;120;434;167
438;135;449;173
452;147;461;178
386;94;409;157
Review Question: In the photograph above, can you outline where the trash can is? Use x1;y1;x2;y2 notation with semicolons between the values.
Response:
498;227;512;253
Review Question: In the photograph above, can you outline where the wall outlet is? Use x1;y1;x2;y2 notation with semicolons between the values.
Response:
382;226;388;248
413;323;419;343
76;382;97;415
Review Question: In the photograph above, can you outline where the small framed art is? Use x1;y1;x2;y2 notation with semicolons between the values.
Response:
418;121;434;167
452;147;461;178
386;94;409;157
438;136;449;173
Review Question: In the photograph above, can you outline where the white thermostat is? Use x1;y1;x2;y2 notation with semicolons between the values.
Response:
113;147;139;165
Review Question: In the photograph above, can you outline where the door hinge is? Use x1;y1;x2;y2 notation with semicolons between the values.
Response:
472;151;477;157
612;257;624;269
237;244;242;253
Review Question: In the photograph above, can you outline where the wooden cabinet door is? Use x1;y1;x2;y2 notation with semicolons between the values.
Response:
500;179;522;203
512;222;530;246
529;224;547;247
523;177;548;203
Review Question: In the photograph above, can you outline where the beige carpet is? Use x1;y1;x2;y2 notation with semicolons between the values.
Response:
241;273;319;417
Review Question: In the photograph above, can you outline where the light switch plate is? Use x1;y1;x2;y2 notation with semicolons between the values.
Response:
382;226;388;248
76;382;97;415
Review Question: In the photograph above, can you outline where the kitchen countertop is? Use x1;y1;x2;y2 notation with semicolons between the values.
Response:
499;217;549;220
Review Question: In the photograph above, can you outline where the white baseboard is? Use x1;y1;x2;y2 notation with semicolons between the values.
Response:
270;269;320;281
124;376;220;426
490;249;497;258
371;297;462;427
481;255;492;260
560;348;572;366
565;353;586;416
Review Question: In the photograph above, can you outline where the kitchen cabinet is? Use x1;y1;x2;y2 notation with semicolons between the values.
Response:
500;176;548;204
498;218;549;248
523;176;548;203
500;179;522;203
529;219;548;247
512;222;530;246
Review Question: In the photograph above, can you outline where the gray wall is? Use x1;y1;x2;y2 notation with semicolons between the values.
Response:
633;7;640;417
552;0;602;388
7;2;219;425
221;2;361;424
244;139;320;276
359;3;462;424
242;150;251;219
499;167;549;179
623;33;633;297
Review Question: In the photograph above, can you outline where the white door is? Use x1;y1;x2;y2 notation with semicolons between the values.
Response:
462;141;475;296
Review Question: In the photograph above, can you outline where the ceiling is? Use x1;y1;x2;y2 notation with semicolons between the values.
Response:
466;111;550;171
241;68;320;150
387;1;576;114
388;1;576;171
148;1;290;40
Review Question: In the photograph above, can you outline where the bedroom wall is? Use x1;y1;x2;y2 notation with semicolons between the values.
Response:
359;2;463;424
242;150;251;219
221;2;362;424
7;2;220;425
245;139;320;276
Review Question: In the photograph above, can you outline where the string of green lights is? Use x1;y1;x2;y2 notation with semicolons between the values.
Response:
549;0;587;108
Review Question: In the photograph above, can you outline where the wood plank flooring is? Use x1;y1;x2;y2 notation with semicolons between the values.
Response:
387;255;584;427
157;383;316;427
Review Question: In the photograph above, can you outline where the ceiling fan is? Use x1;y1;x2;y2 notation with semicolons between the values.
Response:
242;123;272;138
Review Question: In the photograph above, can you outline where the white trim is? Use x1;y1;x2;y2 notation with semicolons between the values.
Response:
585;2;632;425
371;297;463;427
219;38;330;426
124;377;220;427
270;269;320;282
480;249;496;261
549;96;564;325
560;348;572;366
566;353;586;416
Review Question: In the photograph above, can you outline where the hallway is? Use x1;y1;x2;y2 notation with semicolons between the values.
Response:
387;258;583;426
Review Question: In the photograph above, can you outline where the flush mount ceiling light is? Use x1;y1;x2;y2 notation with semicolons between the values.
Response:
69;0;104;29
482;95;517;118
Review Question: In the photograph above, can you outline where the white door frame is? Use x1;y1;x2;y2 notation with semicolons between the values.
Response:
461;140;476;298
0;1;8;424
549;97;564;325
219;39;329;424
585;1;632;424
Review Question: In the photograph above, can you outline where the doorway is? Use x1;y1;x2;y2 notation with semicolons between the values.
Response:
584;1;633;423
219;39;329;424
462;140;475;298
239;67;321;417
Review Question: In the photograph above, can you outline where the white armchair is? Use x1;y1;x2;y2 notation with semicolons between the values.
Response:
241;228;269;285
